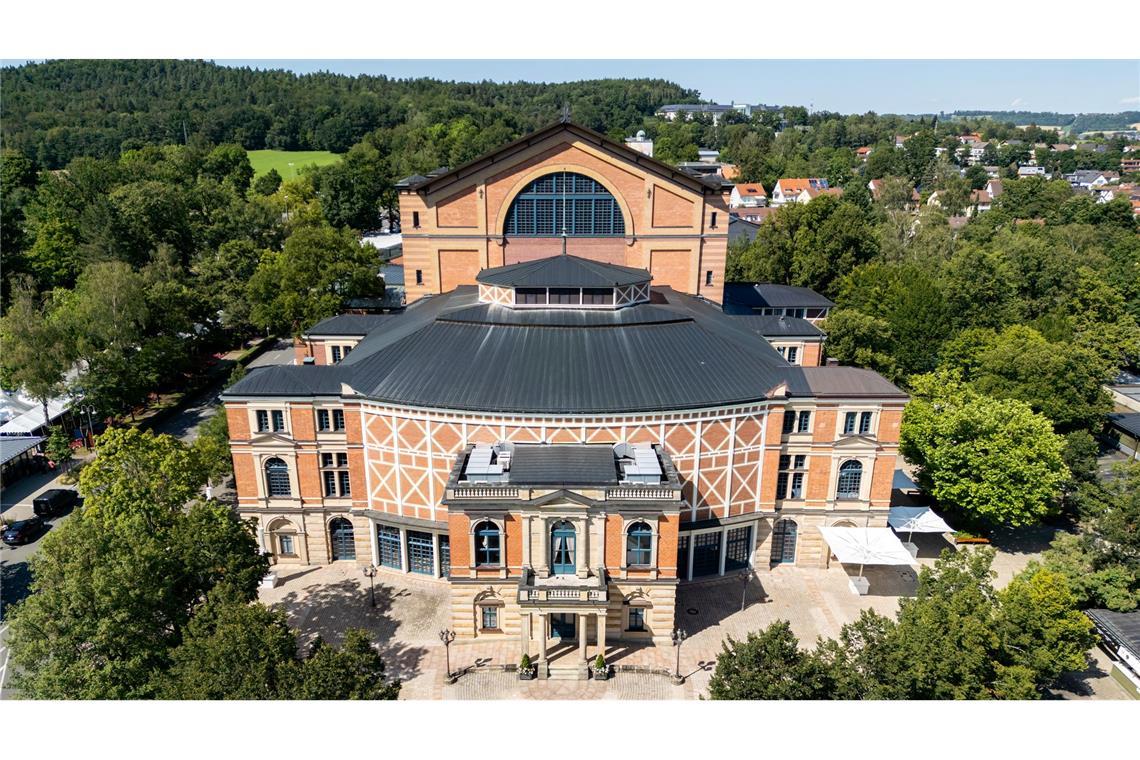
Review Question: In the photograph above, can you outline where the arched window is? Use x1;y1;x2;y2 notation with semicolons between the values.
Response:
550;520;576;575
264;457;291;497
503;172;625;236
770;519;798;565
474;521;501;567
837;460;863;500
329;517;356;561
626;521;653;566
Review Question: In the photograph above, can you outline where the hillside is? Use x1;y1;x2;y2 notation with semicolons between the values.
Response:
1;59;698;168
952;110;1140;134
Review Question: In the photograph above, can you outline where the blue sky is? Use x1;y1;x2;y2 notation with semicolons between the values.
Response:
216;59;1139;115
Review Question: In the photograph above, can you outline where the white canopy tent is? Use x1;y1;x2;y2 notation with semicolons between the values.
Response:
888;506;953;556
819;527;918;595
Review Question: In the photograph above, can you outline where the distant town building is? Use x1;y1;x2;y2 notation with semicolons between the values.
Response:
771;178;829;206
729;183;768;208
624;129;654;158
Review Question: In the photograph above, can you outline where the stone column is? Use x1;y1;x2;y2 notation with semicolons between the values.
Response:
597;613;607;659
578;613;588;662
520;613;531;660
538;613;549;678
718;528;728;576
576;517;589;579
521;514;531;568
432;532;441;578
398;526;408;573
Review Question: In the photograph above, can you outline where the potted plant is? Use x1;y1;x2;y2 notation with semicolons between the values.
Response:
592;653;609;681
518;653;536;680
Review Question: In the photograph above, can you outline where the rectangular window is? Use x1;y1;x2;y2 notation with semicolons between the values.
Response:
786;346;799;364
782;411;796;434
548;287;581;305
789;308;805;319
806;308;826;319
776;472;789;499
412;211;420;228
859;412;873;435
317;409;331;431
777;456;806;500
256;410;270;432
516;287;547;305
279;535;295;555
676;535;691;581
628;607;645;631
415;269;423;285
581;288;614;305
790;472;804;499
407;531;434;575
844;412;857;435
271;410;286;432
710;212;718;228
797;411;811;433
331;345;342;363
481;606;498;630
705;270;713;286
377;525;401;569
776;346;787;358
725;526;753;572
320;452;350;497
333;409;346;431
342;345;352;358
439;535;451;577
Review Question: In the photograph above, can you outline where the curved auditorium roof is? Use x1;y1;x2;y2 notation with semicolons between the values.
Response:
226;282;904;414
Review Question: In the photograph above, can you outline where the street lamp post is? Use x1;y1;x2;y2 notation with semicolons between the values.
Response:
439;628;457;683
362;565;377;608
671;627;687;685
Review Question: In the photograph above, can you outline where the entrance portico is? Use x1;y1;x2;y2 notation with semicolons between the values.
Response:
524;608;608;678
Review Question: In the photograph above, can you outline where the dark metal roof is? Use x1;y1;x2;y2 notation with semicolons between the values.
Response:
723;283;836;310
787;367;908;399
224;284;904;410
1086;609;1140;662
728;216;762;246
476;255;649;289
0;435;43;466
507;445;619;486
727;315;824;338
303;314;398;338
1108;412;1140;438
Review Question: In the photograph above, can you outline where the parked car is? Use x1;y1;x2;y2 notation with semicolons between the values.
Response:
33;488;79;518
2;516;45;546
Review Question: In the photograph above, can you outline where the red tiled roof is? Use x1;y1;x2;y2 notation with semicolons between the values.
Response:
735;183;767;197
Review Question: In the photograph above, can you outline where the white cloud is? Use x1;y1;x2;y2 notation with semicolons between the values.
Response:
1010;97;1026;108
1121;95;1140;105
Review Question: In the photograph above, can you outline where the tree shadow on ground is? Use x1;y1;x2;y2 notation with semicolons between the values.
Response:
272;576;429;685
675;573;767;638
909;532;956;559
0;559;31;621
987;523;1060;556
1045;652;1112;699
845;565;918;597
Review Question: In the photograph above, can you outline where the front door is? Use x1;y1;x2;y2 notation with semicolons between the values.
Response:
550;613;576;640
551;521;576;575
329;518;356;561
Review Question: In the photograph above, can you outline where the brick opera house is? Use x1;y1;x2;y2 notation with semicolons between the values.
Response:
224;120;906;666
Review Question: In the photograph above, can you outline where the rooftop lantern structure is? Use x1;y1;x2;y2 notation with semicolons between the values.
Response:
476;255;652;310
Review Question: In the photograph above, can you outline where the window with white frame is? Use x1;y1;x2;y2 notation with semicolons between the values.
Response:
776;454;807;500
330;345;353;363
627;606;646;631
782;409;796;434
316;408;346;432
474;521;501;567
837;460;863;500
320;452;351;498
843;411;875;436
258;409;286;432
625;521;653;566
264;457;291;497
797;410;811;433
786;346;799;364
859;411;873;435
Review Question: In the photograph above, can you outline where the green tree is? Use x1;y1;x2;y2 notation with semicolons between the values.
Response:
7;428;267;698
247;223;385;335
44;426;75;471
0;277;71;427
202;143;254;194
706;620;857;700
291;629;402;700
900;371;1068;527
193;409;232;496
1042;463;1140;611
252;167;283;196
819;309;900;381
161;585;299;700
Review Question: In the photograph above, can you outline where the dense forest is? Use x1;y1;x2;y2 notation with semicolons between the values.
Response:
952;110;1140;133
1;59;697;168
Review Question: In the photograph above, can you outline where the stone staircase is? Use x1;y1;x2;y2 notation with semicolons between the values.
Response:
546;664;588;681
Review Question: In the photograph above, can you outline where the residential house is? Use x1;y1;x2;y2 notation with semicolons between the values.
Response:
721;283;835;326
1065;170;1112;189
985;179;1004;199
855;146;873;161
729;183;768;208
1051;143;1072;152
698;149;721;164
967;141;990;166
734;207;778;224
1121;158;1140;174
1017;165;1047;177
795;186;844;204
983;165;1002;178
624;130;654;158
656;103;736;125
771;178;829;206
1076;142;1108;153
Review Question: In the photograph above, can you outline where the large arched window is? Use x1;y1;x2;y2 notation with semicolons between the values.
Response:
474;521;501;567
264;457;291;497
503;172;625;236
329;517;356;561
626;521;653;567
837;460;863;500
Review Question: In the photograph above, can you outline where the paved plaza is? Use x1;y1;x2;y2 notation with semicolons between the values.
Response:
257;529;1129;700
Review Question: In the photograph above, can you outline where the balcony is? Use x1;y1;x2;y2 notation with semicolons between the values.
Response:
517;566;608;605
